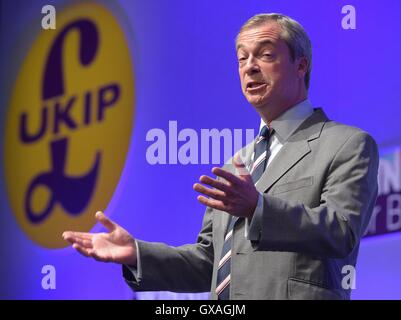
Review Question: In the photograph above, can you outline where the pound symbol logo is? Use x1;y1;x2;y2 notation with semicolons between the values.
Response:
4;3;135;248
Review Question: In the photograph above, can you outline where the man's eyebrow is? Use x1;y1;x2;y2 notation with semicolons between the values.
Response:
236;39;275;52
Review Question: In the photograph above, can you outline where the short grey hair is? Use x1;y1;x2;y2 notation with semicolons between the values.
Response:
236;13;312;90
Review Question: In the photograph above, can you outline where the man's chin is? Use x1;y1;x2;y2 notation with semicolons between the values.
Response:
247;97;269;109
245;92;271;106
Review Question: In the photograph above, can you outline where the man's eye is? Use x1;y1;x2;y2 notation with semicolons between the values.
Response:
238;57;247;62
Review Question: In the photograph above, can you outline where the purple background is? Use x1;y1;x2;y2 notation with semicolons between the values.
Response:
0;0;400;299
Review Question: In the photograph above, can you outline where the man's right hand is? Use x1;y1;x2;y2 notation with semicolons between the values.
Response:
62;211;137;266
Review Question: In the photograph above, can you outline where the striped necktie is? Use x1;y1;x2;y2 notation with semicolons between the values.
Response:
250;125;271;183
215;125;271;300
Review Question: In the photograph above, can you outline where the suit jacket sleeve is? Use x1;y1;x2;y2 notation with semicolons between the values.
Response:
251;131;379;259
123;206;214;292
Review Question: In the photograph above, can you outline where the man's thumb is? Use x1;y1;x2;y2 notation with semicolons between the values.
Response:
233;153;250;177
95;211;116;231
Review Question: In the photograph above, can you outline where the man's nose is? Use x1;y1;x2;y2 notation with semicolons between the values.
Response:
243;56;260;75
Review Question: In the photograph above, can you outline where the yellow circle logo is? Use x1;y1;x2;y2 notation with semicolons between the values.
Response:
4;3;134;248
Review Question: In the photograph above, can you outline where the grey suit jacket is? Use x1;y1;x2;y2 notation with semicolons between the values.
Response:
123;108;379;300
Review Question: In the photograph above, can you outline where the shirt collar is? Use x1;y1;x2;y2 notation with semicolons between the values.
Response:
259;99;314;143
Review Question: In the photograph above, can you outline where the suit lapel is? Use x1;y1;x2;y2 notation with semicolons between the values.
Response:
255;139;310;192
256;108;329;193
217;108;328;236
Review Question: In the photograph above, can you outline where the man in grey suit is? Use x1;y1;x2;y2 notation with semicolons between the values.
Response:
63;13;379;300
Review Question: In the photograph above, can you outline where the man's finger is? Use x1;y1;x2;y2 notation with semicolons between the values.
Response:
95;211;116;231
72;243;91;258
64;236;78;245
197;195;227;211
64;235;92;249
63;231;92;241
233;153;251;177
199;175;233;194
193;183;228;201
212;167;242;185
72;244;108;262
72;237;93;248
62;232;93;248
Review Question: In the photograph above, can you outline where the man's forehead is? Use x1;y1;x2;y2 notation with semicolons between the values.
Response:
236;22;283;50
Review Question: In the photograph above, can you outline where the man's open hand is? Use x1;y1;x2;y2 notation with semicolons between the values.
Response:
62;211;137;266
193;153;259;218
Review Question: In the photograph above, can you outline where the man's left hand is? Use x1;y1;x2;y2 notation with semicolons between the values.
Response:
193;154;259;218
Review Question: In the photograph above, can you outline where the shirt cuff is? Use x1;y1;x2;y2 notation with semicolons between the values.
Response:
123;240;142;282
245;192;264;241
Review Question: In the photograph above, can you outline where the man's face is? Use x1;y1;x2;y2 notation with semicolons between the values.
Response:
236;22;303;113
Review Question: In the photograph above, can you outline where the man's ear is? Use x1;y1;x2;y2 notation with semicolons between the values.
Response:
297;56;308;79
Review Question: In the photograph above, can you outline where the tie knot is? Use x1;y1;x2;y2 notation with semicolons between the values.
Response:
258;125;270;141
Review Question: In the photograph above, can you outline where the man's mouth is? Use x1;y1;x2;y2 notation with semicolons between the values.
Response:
246;81;267;92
